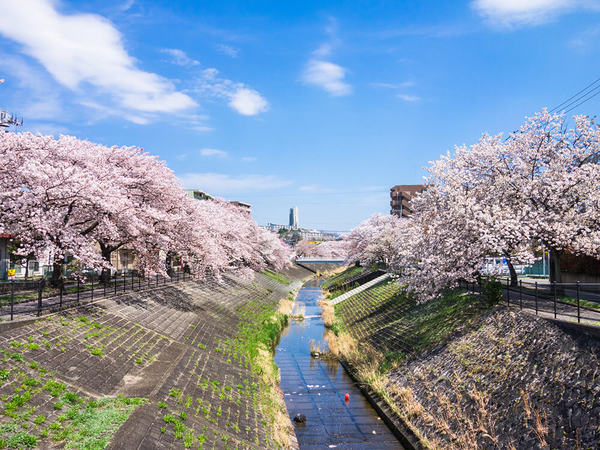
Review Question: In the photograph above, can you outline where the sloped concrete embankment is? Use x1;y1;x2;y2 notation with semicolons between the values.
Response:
0;265;313;449
388;309;600;449
328;279;600;449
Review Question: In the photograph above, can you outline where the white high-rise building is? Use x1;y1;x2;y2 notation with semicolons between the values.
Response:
289;206;298;228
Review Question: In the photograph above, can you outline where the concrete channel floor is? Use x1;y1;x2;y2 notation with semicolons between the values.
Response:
275;281;401;449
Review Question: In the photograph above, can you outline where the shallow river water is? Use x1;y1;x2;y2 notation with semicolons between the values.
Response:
274;279;401;449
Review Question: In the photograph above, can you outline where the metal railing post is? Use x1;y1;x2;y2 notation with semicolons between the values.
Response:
138;275;141;291
131;272;134;291
519;280;523;310
77;279;80;304
59;282;63;308
553;282;557;319
534;282;538;315
104;278;106;297
37;281;43;317
10;280;14;321
577;281;581;324
506;278;510;306
114;274;118;295
156;274;159;287
123;274;126;293
91;276;94;301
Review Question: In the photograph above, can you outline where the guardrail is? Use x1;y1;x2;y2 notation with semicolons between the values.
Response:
0;271;190;321
460;279;600;325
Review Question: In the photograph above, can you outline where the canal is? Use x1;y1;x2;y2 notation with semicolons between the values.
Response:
274;279;401;449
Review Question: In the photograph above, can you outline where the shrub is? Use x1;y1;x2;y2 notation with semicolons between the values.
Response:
481;276;502;304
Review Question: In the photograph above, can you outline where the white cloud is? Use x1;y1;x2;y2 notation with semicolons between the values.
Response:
216;44;239;58
471;0;597;27
175;153;188;160
178;173;292;193
241;156;257;162
302;19;351;97
397;94;420;102
229;88;269;116
161;48;200;66
200;148;227;157
302;60;351;96
0;0;196;121
195;68;269;116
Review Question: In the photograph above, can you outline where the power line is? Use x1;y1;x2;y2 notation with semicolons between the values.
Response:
564;87;600;114
550;76;600;113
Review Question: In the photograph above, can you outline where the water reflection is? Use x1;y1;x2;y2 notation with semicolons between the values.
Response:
274;280;401;449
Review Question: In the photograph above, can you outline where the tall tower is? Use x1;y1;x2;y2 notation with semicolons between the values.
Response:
289;206;298;228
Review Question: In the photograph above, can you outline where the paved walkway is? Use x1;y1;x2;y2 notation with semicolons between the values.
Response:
331;274;391;305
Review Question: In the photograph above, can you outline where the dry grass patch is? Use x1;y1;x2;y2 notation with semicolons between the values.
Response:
254;346;294;449
278;297;293;316
318;300;335;328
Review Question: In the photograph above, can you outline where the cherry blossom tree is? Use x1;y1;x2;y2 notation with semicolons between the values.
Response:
400;109;600;298
296;239;347;258
0;133;116;285
344;214;408;267
0;131;291;284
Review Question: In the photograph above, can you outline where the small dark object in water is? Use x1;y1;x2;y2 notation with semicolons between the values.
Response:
293;413;306;424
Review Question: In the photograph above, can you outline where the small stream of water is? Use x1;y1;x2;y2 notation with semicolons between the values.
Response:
274;279;401;449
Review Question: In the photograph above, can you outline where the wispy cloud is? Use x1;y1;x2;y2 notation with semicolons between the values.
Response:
302;18;352;97
195;68;269;116
370;81;420;102
0;0;196;124
161;48;200;66
370;81;414;89
200;148;228;157
471;0;599;27
0;55;63;121
397;94;420;102
216;44;239;58
119;0;135;12
241;156;257;162
178;173;292;193
569;25;600;51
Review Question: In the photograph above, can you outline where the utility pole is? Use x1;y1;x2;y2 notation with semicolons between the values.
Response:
0;80;24;130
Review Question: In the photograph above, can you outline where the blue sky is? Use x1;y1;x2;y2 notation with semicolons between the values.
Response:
2;0;600;230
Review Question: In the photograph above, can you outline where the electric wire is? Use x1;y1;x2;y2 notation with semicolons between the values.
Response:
563;87;600;114
550;76;600;113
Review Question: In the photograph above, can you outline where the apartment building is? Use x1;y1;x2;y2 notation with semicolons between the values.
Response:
390;184;425;217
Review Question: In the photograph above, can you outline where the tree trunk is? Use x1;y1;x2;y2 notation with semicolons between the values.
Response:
99;243;113;284
549;249;562;283
165;252;173;277
505;256;518;287
50;259;64;288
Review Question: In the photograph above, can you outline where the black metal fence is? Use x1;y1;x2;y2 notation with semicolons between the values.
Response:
0;271;191;321
461;279;600;324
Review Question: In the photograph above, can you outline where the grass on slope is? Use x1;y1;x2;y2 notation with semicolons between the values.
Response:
262;270;291;285
321;280;495;448
334;281;491;365
321;266;362;290
0;349;145;450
